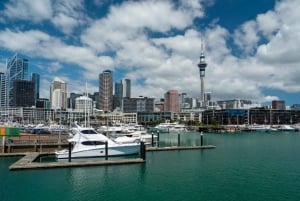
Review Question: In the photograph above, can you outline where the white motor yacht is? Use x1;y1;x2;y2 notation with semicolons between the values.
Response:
277;125;297;132
55;123;140;159
113;130;158;145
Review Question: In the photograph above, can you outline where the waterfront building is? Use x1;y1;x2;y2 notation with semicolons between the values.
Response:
202;108;300;126
137;111;173;122
99;70;113;112
164;90;180;113
272;100;286;110
5;53;28;107
74;95;93;114
50;77;67;110
12;80;34;107
122;97;154;113
197;42;208;104
31;73;40;102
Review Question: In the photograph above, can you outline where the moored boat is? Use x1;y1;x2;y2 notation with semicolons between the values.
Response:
55;123;140;159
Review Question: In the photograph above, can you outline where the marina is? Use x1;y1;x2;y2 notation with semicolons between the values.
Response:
1;131;300;201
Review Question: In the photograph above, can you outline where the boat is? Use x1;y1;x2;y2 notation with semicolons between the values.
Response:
244;124;276;132
113;130;158;145
277;125;297;132
55;123;140;159
153;121;188;133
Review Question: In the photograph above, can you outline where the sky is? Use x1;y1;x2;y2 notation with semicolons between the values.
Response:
0;0;299;106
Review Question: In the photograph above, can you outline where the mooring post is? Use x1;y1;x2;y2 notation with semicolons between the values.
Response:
200;132;204;146
68;142;72;162
105;141;108;160
151;132;154;147
140;141;144;159
177;133;180;147
143;142;146;160
140;141;146;160
157;130;160;147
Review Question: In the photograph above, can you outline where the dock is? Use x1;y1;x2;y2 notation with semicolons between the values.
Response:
8;152;145;171
146;145;216;151
5;144;216;171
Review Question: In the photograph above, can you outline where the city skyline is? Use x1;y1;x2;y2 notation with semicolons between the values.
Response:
0;0;299;105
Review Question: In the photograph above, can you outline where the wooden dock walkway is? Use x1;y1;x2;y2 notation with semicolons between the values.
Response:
146;145;216;151
5;145;216;171
9;152;145;171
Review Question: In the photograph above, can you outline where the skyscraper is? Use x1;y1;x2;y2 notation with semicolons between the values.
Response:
197;42;208;103
12;80;34;107
31;73;40;102
123;78;131;98
114;81;123;109
164;90;180;113
0;72;6;107
5;53;28;107
99;70;113;112
50;77;67;110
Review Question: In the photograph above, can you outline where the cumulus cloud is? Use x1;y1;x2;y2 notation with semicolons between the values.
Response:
0;0;300;104
1;0;52;22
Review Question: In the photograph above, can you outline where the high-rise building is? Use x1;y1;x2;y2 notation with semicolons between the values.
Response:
113;81;123;109
197;42;208;103
0;72;6;107
123;78;131;98
164;90;180;113
272;100;286;110
12;80;34;107
5;53;28;107
68;92;82;109
31;73;40;102
50;77;67;110
99;70;113;112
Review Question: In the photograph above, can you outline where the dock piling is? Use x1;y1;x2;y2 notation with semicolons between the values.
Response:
140;141;146;160
200;132;204;146
156;131;160;147
105;141;108;160
178;133;180;147
68;142;72;162
151;133;154;147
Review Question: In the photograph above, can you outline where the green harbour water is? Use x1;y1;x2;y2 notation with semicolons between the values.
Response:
1;132;300;201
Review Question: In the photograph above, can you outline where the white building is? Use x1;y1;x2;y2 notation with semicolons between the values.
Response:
75;96;93;114
50;77;67;110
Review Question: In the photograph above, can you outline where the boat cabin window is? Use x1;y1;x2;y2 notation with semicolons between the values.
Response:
81;129;98;134
81;141;106;146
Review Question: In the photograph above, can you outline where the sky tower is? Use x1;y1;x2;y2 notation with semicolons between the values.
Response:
197;42;208;102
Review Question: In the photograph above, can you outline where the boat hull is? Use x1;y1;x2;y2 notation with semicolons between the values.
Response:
56;144;140;159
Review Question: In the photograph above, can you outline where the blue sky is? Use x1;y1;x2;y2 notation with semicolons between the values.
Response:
0;0;299;106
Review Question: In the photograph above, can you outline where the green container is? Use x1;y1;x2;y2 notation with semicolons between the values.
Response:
5;127;20;136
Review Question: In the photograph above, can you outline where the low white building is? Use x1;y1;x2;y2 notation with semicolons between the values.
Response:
75;96;93;114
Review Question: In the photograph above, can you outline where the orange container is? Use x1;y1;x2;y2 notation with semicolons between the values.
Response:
0;127;5;136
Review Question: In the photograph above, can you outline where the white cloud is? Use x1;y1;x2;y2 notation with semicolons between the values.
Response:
1;0;52;22
1;0;300;104
51;0;88;34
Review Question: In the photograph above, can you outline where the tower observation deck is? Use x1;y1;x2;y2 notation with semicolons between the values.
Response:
197;43;208;102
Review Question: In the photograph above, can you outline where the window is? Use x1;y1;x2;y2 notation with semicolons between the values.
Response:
81;141;106;146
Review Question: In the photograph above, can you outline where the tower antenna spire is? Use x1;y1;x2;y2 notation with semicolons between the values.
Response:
197;39;208;104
